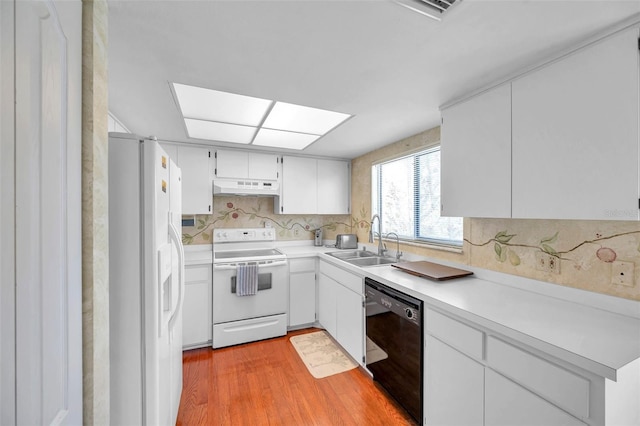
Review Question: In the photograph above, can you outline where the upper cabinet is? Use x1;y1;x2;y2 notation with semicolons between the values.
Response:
215;149;279;181
276;156;350;215
317;159;350;215
161;143;212;215
511;28;639;220
441;26;640;221
441;83;512;218
278;156;317;214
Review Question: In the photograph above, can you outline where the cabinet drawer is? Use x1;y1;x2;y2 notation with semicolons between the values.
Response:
487;336;590;419
289;258;316;273
185;265;210;283
319;261;362;294
425;309;483;360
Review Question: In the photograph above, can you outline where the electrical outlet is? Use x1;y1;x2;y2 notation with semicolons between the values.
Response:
535;252;548;271
294;228;299;237
612;261;635;287
548;255;561;274
535;252;560;274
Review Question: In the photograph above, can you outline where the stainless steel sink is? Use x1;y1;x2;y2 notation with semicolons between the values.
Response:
327;250;377;259
346;257;397;267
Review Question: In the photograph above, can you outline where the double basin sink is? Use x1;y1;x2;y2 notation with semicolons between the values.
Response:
327;250;397;267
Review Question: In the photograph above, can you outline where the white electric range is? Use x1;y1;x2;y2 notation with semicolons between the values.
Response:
212;228;288;348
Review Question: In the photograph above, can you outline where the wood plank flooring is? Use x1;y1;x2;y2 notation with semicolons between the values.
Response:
177;328;417;425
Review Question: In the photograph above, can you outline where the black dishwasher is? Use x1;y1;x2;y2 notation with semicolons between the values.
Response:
365;277;423;424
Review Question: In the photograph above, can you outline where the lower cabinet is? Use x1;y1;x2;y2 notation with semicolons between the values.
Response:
288;258;316;327
183;263;212;349
318;260;364;364
424;308;595;426
485;369;586;426
425;335;484;426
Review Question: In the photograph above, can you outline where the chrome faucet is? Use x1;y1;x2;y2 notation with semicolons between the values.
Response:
369;214;385;256
385;232;403;262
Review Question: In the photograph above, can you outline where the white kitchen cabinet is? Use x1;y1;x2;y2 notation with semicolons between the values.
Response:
288;258;316;328
424;309;485;426
277;156;350;215
335;283;364;364
318;272;337;338
318;260;364;364
485;369;586;426
278;156;318;214
440;83;511;218
425;335;484;426
215;149;279;180
511;27;639;220
317;159;350;215
160;143;212;215
183;263;212;349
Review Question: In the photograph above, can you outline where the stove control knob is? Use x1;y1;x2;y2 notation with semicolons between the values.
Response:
404;308;414;319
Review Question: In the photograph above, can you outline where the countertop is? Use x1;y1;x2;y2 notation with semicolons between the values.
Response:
277;242;640;381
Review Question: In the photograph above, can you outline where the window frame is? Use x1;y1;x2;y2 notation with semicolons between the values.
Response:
372;145;463;248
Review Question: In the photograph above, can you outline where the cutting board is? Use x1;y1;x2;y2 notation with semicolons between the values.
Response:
391;261;473;281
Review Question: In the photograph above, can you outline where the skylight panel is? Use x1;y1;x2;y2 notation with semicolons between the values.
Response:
172;83;352;150
262;102;351;135
253;128;320;150
173;83;272;126
184;119;256;144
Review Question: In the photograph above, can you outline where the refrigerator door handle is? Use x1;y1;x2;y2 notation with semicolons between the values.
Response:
167;214;185;340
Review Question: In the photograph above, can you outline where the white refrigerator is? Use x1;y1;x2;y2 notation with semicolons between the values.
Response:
108;133;184;425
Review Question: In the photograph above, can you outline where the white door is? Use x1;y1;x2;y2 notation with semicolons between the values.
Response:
178;145;211;214
511;27;639;220
441;83;512;218
280;156;317;214
317;159;350;215
424;335;484;426
10;0;82;424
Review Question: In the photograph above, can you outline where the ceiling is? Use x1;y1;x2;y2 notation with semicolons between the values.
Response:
108;0;640;159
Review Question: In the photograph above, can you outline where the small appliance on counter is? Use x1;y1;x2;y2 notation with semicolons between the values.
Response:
314;228;323;246
335;234;358;249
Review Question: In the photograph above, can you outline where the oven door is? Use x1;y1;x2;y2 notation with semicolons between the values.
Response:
213;259;288;324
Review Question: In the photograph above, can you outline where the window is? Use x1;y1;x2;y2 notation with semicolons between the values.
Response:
372;146;463;246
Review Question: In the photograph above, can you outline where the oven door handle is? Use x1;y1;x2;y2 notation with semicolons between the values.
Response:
213;259;288;270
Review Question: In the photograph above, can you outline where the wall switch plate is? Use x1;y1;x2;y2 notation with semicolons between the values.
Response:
611;261;635;287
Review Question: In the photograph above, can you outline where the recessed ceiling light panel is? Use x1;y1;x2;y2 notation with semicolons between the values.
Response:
253;128;320;150
184;118;256;144
262;101;351;135
173;83;272;126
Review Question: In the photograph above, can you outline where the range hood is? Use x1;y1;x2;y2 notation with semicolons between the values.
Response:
213;178;280;196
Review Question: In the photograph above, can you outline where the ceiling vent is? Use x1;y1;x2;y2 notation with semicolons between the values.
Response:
392;0;462;21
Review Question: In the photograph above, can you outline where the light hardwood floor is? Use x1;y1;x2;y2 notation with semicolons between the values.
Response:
177;328;417;425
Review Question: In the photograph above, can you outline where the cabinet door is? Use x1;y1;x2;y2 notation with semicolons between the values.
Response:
318;273;337;338
425;335;484;426
248;152;279;180
441;84;512;218
160;143;179;165
215;149;249;179
317;159;350;215
485;369;586;426
512;28;639;220
289;271;316;327
183;265;212;348
179;146;212;214
280;156;317;214
335;285;363;364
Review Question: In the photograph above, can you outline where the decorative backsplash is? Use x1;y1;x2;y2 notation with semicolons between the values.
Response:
182;196;353;245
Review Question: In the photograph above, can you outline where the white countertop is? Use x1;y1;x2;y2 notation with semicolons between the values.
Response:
275;241;640;381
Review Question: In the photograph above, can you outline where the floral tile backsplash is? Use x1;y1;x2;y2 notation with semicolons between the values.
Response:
182;196;353;245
